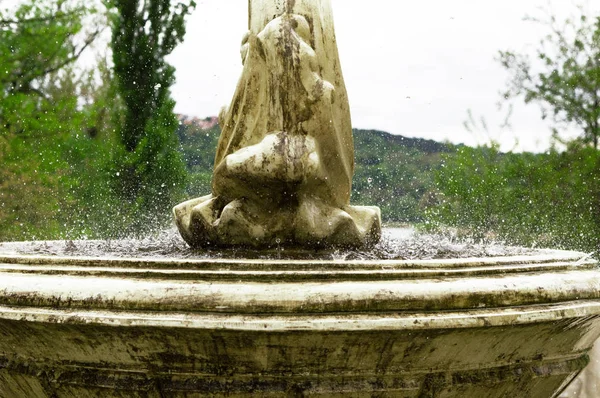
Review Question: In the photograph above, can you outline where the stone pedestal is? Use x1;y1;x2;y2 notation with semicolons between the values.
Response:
0;243;598;396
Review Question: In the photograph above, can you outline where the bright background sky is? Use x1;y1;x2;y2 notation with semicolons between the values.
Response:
168;0;600;152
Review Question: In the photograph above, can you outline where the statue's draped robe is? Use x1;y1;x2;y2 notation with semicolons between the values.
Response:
174;0;381;248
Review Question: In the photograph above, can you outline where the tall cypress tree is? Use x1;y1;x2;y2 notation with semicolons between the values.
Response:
107;0;196;229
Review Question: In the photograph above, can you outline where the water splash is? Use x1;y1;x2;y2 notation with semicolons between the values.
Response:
7;228;537;261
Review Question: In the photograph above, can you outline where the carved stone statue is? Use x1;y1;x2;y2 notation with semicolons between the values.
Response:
174;0;381;248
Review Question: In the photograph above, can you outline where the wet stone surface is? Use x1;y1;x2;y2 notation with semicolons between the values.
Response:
2;228;538;260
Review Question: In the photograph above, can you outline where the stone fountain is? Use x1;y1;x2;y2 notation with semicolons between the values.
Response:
0;0;599;397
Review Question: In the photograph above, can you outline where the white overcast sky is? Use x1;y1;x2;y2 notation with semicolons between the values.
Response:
168;0;600;152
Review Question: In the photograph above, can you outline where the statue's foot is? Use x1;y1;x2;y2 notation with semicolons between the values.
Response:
173;195;381;249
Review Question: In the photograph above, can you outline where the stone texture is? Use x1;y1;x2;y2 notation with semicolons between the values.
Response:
0;247;598;396
561;340;600;397
174;0;381;249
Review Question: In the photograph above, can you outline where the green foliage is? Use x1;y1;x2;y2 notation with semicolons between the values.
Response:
0;0;98;102
0;64;123;240
429;144;600;251
0;0;115;241
352;130;452;223
0;0;97;134
106;0;196;232
442;5;600;251
499;9;600;148
177;121;220;196
429;144;508;233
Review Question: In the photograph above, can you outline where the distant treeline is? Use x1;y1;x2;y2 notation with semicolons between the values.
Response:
3;0;600;254
178;122;600;252
177;123;452;225
3;109;600;254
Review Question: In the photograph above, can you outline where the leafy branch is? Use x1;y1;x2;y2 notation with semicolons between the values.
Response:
498;5;600;148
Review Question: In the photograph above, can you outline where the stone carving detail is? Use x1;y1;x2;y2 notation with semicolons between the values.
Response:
174;0;381;248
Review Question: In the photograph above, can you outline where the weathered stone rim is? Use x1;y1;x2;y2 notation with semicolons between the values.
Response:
0;260;594;280
0;300;599;331
0;248;592;271
0;248;598;313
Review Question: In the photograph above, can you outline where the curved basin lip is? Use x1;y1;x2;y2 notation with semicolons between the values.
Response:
0;248;592;270
1;300;600;331
1;267;599;313
0;261;596;281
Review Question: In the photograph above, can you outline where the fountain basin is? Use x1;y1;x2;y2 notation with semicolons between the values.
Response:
0;245;598;397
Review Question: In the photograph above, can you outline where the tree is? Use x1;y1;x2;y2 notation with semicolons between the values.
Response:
0;0;100;134
106;0;195;229
499;7;600;148
0;0;109;240
429;142;600;251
